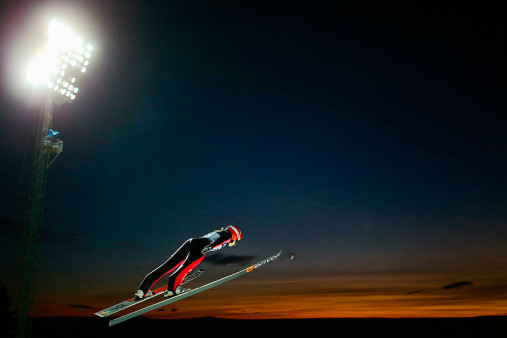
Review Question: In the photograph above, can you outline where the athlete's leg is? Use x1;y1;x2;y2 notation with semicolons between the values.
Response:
167;238;208;292
137;239;193;294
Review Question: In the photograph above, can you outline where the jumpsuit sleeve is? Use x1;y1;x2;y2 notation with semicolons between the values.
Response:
201;230;233;254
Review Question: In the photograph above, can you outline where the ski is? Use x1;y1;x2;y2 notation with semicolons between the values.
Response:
94;269;204;317
109;250;282;326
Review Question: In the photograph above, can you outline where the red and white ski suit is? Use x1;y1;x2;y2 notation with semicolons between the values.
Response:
137;229;234;294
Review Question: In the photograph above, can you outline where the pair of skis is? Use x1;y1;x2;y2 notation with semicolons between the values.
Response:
96;250;281;326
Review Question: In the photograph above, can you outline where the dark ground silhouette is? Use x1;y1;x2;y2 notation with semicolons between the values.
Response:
24;316;507;338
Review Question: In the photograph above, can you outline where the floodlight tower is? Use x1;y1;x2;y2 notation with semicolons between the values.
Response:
13;20;93;338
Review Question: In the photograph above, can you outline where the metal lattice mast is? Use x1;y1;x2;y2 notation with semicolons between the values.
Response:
14;97;55;338
10;20;93;337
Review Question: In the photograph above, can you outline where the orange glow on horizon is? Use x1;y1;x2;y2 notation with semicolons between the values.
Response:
30;270;507;320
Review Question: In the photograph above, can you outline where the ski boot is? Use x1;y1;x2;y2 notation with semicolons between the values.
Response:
164;285;190;298
134;290;144;301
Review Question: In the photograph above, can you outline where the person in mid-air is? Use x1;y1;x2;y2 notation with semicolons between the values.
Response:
134;225;242;300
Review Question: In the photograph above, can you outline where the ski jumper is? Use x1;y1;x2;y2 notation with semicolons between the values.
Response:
137;228;236;294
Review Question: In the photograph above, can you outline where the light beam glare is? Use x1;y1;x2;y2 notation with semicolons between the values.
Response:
26;20;93;103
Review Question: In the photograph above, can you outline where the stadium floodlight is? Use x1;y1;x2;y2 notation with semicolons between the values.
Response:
26;20;93;104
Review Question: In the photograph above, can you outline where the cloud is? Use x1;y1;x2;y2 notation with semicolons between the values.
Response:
442;281;473;290
69;304;94;309
206;253;256;266
406;290;425;295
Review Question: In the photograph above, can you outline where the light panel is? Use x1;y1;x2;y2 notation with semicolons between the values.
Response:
26;20;93;103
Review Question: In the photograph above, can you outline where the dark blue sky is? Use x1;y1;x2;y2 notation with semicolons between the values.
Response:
1;0;506;318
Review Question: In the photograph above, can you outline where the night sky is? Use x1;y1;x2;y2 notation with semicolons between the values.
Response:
1;0;506;319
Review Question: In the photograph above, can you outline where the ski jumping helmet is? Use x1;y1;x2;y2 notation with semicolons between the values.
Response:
226;225;242;241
